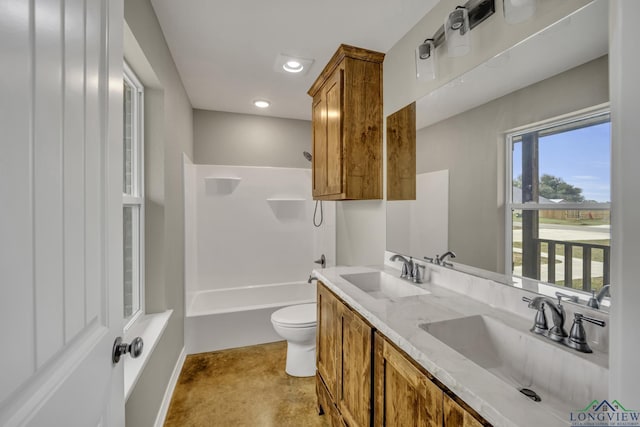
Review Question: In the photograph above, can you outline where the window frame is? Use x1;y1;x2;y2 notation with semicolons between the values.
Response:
504;104;611;284
123;61;145;331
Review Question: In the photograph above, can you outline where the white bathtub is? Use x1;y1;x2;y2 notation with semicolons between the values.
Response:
185;281;317;354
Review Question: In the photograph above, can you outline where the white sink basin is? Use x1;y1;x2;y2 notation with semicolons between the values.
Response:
420;315;608;419
340;271;430;300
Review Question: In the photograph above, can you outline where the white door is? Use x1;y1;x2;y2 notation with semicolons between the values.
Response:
0;0;126;426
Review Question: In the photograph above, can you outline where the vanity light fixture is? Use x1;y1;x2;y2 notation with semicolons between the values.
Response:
503;0;536;24
416;39;436;81
253;99;271;108
414;0;495;78
445;6;471;57
273;54;314;76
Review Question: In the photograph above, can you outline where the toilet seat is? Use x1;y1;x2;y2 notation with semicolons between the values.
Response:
271;303;316;328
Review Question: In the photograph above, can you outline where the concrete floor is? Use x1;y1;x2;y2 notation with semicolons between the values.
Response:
164;341;330;427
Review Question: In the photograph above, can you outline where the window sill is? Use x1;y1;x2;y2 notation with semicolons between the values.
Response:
124;309;173;401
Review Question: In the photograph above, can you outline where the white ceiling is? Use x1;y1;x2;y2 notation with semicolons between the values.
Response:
150;0;439;121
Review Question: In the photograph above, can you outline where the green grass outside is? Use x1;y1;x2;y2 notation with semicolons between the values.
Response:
556;277;605;292
512;252;559;267
512;212;609;227
538;217;609;226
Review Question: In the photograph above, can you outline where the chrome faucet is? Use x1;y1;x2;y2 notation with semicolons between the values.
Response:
435;251;456;267
523;294;606;353
524;295;568;342
587;284;610;309
390;254;414;279
566;313;606;353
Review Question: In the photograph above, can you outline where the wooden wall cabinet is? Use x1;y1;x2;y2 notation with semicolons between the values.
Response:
386;102;416;201
308;45;384;200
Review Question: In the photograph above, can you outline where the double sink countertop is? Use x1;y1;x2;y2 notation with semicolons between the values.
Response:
314;264;609;427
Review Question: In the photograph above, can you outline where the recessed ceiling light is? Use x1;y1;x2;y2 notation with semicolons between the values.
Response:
253;99;271;108
274;54;314;76
283;60;304;73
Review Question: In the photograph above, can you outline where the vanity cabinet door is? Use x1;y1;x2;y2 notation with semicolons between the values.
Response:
443;394;484;427
374;333;443;427
317;373;343;427
338;301;374;427
317;282;339;400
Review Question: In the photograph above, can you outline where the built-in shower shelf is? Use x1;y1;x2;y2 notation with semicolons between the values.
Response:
204;176;241;195
266;198;306;221
205;176;242;183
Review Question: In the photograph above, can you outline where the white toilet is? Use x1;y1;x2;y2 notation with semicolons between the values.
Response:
270;303;317;377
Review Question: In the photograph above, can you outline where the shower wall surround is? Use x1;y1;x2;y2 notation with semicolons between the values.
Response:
184;160;336;295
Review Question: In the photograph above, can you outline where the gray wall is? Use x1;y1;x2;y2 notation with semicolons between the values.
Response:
335;0;592;267
193;109;311;168
383;0;592;116
416;56;608;272
609;0;640;405
124;0;193;425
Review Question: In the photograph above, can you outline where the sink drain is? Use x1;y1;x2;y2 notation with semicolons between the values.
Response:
519;388;541;402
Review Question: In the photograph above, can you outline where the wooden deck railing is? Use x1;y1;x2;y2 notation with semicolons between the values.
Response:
534;238;610;291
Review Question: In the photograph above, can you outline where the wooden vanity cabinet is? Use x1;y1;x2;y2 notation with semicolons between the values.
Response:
316;282;488;427
338;302;373;427
374;334;488;427
317;283;339;400
317;282;373;427
443;395;485;427
374;332;443;426
308;44;384;200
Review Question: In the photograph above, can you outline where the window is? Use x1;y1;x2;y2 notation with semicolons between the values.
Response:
506;108;610;294
123;62;144;327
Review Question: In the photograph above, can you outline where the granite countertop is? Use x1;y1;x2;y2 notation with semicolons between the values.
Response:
314;264;609;427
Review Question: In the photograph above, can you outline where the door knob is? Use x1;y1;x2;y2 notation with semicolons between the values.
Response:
112;336;144;364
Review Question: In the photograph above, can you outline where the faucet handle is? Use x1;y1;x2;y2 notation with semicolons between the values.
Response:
555;291;579;304
423;256;434;264
314;254;326;268
587;290;600;309
412;264;426;284
575;313;606;327
400;260;410;278
567;313;606;353
523;296;548;334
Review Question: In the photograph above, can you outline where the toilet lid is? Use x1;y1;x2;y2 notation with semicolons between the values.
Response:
271;303;316;328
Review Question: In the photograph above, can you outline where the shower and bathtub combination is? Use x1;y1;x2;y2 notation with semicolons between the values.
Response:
183;156;335;372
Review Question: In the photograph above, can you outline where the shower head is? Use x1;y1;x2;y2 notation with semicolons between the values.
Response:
303;151;312;162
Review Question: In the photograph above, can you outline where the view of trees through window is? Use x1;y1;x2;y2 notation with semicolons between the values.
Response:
508;111;611;294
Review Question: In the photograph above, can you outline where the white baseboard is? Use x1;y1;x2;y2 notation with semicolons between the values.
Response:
153;347;186;427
